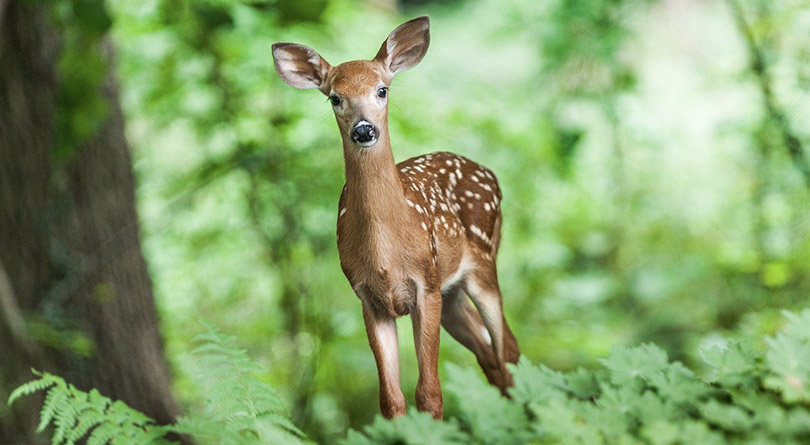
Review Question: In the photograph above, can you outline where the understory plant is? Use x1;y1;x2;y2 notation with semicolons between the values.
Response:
10;310;810;444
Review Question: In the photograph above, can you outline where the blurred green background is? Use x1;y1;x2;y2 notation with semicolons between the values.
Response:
103;0;809;441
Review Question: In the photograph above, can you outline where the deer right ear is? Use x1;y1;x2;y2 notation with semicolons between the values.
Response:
272;43;332;91
375;15;430;76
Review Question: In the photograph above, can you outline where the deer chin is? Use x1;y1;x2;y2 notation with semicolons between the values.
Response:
355;138;378;149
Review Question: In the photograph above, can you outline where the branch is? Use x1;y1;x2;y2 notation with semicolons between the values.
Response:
0;257;42;359
725;0;810;188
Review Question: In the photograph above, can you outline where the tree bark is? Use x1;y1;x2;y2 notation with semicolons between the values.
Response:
0;1;179;442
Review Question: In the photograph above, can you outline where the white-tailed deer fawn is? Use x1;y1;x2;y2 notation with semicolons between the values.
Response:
272;16;519;419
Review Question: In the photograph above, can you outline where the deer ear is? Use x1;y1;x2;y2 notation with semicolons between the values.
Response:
374;15;430;76
272;43;332;90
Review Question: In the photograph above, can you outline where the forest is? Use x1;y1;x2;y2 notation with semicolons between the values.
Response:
1;0;810;443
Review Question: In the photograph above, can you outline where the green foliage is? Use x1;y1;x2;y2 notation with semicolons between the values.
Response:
342;409;466;445
348;309;810;445
174;323;308;444
10;310;810;444
763;310;810;403
444;364;532;444
8;324;307;445
7;371;172;445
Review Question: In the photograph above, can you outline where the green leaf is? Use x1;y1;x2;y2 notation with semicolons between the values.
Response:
177;323;307;443
445;363;532;444
700;341;761;387
341;408;467;445
600;344;670;388
566;367;601;399
640;419;680;445
508;356;570;406
532;399;602;444
764;328;810;403
700;399;753;432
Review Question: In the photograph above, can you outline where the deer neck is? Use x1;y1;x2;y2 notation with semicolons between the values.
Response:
342;132;411;238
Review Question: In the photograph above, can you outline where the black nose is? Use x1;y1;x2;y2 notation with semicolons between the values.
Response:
351;122;377;144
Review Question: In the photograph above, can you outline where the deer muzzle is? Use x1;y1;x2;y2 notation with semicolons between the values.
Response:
352;120;378;147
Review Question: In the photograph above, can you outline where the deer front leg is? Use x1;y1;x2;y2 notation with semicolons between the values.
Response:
362;302;406;418
411;288;443;419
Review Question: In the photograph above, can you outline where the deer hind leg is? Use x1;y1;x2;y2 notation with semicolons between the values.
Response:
440;286;504;389
462;267;520;393
361;301;406;419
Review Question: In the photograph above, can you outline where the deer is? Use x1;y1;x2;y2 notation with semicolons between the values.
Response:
272;15;520;420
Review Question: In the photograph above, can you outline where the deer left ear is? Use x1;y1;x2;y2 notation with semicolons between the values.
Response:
374;15;430;76
272;42;332;91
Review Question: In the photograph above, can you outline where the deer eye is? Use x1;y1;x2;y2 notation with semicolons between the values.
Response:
329;95;341;106
377;87;387;98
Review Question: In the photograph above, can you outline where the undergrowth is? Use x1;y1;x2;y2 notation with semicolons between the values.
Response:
9;324;307;445
9;310;810;444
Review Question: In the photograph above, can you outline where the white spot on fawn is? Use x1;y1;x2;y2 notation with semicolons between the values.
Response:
469;224;491;244
339;208;347;218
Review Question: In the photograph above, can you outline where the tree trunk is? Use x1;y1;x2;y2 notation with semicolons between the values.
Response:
0;1;179;442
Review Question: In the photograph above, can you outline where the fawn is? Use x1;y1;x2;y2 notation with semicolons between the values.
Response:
272;15;519;419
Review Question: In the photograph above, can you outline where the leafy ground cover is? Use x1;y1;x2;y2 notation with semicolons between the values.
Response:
11;310;810;444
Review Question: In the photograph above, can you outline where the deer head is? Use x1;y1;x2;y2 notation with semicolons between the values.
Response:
272;16;430;149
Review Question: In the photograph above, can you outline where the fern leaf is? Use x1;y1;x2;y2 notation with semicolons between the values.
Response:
86;422;118;445
9;371;174;445
7;370;56;406
179;323;308;444
65;414;102;445
37;382;68;433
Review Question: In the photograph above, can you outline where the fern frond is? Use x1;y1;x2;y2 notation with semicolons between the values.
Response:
8;371;174;445
38;380;69;433
6;369;58;406
10;324;311;445
180;323;308;444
